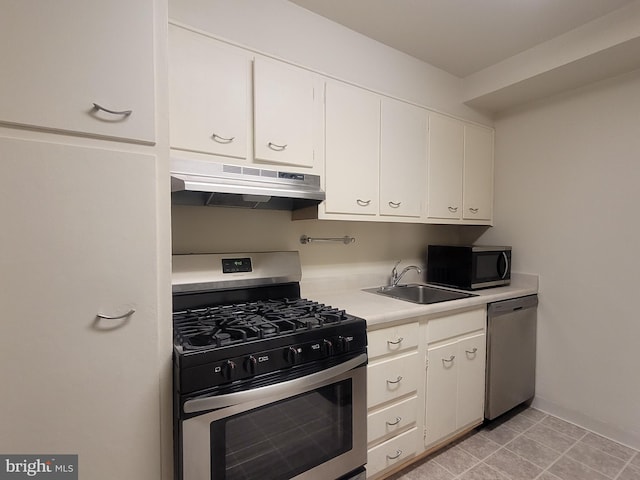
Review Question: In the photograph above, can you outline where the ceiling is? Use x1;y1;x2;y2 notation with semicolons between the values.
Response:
288;0;635;78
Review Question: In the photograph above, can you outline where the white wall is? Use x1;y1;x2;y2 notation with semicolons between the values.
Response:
479;69;640;448
168;0;491;125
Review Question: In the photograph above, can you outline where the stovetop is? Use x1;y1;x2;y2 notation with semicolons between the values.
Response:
173;298;352;351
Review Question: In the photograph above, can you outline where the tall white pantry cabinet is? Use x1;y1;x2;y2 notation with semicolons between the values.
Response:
0;2;172;480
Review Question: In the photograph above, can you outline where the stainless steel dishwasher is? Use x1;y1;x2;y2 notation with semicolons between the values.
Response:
485;294;538;420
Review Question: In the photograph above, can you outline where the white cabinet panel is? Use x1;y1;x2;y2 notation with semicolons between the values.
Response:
380;99;427;218
368;396;418;445
368;322;419;360
425;342;459;445
463;125;494;221
325;81;380;215
0;0;155;143
427;113;464;220
367;428;418;478
457;334;487;428
169;24;250;159
254;57;315;168
368;351;419;408
0;137;160;480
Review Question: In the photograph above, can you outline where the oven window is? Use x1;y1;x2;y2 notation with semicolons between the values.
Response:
211;379;353;480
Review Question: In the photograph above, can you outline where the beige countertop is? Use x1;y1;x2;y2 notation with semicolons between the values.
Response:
301;273;538;328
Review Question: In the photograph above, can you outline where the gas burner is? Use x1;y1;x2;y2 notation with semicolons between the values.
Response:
173;298;352;351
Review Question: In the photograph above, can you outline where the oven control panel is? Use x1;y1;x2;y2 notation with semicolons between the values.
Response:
178;323;367;394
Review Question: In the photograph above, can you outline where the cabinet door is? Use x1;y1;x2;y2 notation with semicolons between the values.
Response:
425;342;458;446
463;125;494;221
0;137;160;480
254;57;315;168
169;24;250;159
0;0;155;143
380;99;427;218
456;334;487;428
427;113;463;220
325;82;379;215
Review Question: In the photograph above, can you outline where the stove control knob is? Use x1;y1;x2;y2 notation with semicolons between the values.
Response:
221;360;236;381
245;355;258;375
285;346;301;365
338;336;352;353
322;339;334;356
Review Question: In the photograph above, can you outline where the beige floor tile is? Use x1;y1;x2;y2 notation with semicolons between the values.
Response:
505;435;561;469
484;448;543;480
503;413;537;433
618;465;640;480
458;463;510;480
632;453;640;468
524;424;577;453
481;423;520;445
580;432;637;461
540;416;588;440
432;446;478;476
519;407;547;422
458;432;502;460
387;458;455;480
565;440;627;477
548;455;609;480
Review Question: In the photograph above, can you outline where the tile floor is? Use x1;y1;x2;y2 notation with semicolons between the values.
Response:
387;405;640;480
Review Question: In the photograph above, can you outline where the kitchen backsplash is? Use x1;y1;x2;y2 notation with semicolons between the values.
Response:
171;205;487;275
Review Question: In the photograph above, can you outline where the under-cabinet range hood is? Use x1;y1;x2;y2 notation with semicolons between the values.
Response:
170;158;325;210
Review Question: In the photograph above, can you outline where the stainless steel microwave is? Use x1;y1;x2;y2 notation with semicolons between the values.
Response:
427;245;511;290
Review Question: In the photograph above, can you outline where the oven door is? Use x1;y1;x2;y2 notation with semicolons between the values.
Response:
180;354;367;480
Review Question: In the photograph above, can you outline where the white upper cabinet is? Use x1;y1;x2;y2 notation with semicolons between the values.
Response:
324;81;380;215
427;113;494;225
0;0;155;143
463;124;494;221
169;24;250;159
427;113;464;220
253;57;316;168
380;99;427;218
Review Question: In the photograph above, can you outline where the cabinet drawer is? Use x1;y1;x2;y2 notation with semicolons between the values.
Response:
427;307;485;343
368;395;418;445
367;427;418;477
368;322;419;359
367;351;419;408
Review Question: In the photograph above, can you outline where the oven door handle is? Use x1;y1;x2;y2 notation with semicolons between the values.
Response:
183;353;367;414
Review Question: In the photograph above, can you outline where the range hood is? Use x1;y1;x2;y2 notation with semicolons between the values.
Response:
170;158;325;211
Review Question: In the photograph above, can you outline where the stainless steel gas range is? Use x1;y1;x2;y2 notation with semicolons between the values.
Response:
172;251;368;480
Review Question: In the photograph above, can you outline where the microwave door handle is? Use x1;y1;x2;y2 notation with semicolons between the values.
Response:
183;353;367;414
500;251;509;279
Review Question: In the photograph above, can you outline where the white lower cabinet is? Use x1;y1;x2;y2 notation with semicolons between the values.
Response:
366;321;420;478
367;427;418;478
424;308;486;448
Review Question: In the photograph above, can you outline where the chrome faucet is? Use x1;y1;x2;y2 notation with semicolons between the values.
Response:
390;261;422;287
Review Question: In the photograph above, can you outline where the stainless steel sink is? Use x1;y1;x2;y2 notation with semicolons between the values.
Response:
364;283;476;304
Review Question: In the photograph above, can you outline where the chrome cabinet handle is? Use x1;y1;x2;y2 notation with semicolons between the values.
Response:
448;206;458;213
442;355;455;364
387;449;402;460
386;376;403;384
92;103;132;116
387;337;404;345
469;207;479;213
356;199;371;206
96;308;135;320
386;416;402;426
267;142;287;151
389;201;401;208
466;347;478;355
212;133;235;144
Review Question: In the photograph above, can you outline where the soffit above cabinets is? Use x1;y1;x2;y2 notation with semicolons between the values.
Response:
288;0;640;113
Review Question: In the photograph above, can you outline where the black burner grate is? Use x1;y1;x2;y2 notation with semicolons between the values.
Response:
173;298;348;350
